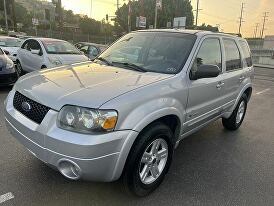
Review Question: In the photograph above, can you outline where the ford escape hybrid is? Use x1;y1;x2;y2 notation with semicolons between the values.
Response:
4;30;254;196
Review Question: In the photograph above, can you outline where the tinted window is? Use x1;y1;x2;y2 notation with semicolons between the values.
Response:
191;38;222;77
99;32;196;74
239;40;252;67
224;39;242;71
79;45;89;54
21;40;29;50
89;46;99;56
29;40;41;51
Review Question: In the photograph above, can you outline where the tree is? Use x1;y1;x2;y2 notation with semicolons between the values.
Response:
195;23;219;32
79;15;101;35
115;0;194;32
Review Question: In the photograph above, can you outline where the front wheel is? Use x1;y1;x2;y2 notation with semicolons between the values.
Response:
122;123;174;197
222;93;248;130
16;61;23;76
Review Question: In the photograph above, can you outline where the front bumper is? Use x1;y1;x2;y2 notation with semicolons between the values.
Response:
4;90;139;182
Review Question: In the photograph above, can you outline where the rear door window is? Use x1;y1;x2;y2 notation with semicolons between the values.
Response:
223;39;242;71
239;40;252;67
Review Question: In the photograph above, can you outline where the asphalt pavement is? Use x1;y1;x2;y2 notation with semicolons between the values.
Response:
0;67;274;206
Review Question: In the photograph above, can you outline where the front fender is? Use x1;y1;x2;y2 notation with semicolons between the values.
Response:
115;98;185;133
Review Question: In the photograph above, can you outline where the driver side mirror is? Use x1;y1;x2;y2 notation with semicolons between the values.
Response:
191;64;221;80
3;50;10;55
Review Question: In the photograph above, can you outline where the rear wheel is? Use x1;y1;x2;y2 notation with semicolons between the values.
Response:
122;123;174;197
222;94;248;130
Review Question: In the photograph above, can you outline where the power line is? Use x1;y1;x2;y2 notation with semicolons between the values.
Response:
260;12;269;39
238;2;245;35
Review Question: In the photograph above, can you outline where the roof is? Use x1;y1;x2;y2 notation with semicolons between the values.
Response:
29;37;66;42
135;29;243;39
77;42;107;47
0;36;19;39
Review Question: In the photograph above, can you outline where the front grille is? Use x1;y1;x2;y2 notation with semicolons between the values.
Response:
13;91;51;124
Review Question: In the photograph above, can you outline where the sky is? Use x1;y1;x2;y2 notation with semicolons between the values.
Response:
60;0;274;37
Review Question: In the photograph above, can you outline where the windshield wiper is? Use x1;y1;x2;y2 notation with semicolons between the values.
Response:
112;62;147;72
95;57;113;66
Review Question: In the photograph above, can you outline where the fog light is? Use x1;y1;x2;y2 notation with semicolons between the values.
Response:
58;159;81;180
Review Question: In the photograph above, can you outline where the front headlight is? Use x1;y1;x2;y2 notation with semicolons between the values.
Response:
6;59;14;69
57;105;118;133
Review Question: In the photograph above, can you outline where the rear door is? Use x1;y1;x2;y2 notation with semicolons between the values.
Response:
221;38;245;110
185;37;226;132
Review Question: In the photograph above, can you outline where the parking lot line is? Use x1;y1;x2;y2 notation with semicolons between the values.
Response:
255;88;271;95
0;192;14;204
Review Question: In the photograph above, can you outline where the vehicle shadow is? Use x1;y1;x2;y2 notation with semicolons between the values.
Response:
12;120;248;206
0;86;13;94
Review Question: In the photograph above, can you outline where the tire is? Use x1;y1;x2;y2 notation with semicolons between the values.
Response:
41;65;47;69
122;122;174;197
16;61;23;76
222;93;248;131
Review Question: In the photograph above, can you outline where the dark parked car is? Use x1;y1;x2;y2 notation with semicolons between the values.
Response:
0;47;18;86
75;42;107;60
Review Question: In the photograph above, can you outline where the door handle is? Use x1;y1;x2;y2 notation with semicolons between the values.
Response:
216;82;225;89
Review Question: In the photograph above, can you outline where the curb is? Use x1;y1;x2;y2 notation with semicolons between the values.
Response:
254;64;274;69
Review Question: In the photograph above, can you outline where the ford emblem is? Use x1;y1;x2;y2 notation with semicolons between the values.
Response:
21;102;31;112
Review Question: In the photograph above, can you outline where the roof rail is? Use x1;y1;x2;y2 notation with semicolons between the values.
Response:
216;32;242;37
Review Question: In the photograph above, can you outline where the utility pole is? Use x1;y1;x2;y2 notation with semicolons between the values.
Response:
90;0;92;18
260;12;269;39
254;23;259;38
238;3;245;35
154;2;158;29
128;0;131;32
116;0;120;10
195;0;200;26
3;0;8;32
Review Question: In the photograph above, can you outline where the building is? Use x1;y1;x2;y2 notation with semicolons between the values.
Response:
247;36;274;66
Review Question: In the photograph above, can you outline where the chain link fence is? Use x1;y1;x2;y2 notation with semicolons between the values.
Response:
247;37;274;67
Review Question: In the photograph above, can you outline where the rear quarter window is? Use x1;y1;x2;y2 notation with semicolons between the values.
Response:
239;40;253;67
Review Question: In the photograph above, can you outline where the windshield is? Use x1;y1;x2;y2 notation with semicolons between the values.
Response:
0;38;21;47
98;32;196;74
42;40;81;55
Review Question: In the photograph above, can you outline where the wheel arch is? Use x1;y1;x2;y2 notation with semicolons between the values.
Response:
111;111;183;181
223;84;253;119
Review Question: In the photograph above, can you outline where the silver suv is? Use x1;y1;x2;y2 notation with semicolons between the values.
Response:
4;30;254;196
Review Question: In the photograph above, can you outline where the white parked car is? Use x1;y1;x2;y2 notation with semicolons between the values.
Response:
0;36;22;63
16;38;89;74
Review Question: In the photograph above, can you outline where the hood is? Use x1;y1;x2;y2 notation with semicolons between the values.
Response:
14;62;173;110
1;47;19;55
48;54;89;65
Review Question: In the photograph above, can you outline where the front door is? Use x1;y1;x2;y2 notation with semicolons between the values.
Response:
185;37;226;132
